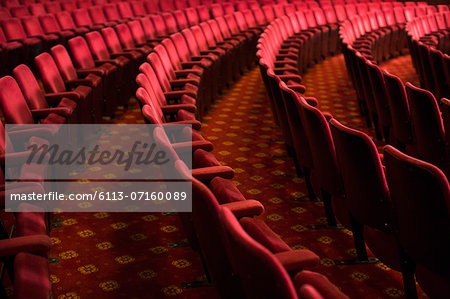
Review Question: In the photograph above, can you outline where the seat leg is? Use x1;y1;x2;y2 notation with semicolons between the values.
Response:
399;246;418;299
322;189;337;227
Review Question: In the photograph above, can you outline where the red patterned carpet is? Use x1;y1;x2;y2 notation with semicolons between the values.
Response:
45;54;429;298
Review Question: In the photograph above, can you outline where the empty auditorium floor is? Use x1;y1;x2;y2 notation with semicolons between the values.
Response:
45;54;428;299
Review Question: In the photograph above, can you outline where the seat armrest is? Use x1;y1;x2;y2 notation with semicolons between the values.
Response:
220;200;265;218
31;107;71;118
191;166;234;181
274;250;320;271
172;140;214;153
161;104;196;114
0;235;52;258
45;92;80;102
164;90;197;100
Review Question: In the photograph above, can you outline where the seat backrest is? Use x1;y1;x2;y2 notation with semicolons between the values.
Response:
1;18;27;41
173;10;189;30
149;14;168;37
130;1;146;16
196;5;210;22
34;52;68;94
222;3;235;15
13;64;49;110
116;2;134;19
29;4;46;16
206;20;225;44
161;38;183;70
297;97;343;195
441;98;450;155
199;21;217;48
85;31;111;61
0;7;11;19
161;12;178;34
0;76;34;124
114;23;136;49
55;11;77;31
215;16;233;38
181;28;201;57
406;83;446;167
50;44;79;82
68;36;96;69
138;63;171;110
126;20;147;45
383;71;413;146
10;5;30;18
170;32;193;63
143;0;159;14
136;88;165;124
219;207;298;299
334;5;347;22
159;0;174;12
103;3;121;21
88;6;108;25
330;119;391;231
262;5;275;23
21;16;46;37
190;25;209;52
101;26;124;54
146;52;173;94
185;7;199;26
45;2;61;14
72;9;94;28
152;44;177;81
77;0;93;9
384;145;450;275
39;14;62;34
366;61;391;128
252;8;267;26
211;3;224;18
242;9;258;28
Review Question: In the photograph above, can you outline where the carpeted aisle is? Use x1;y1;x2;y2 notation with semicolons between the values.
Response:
48;54;428;298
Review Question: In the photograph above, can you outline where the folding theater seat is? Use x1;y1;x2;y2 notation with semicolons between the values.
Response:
333;5;347;23
0;76;67;125
441;98;450;154
242;9;264;31
159;0;174;12
161;12;180;35
297;97;350;228
55;11;89;35
143;0;159;15
366;62;392;143
76;0;93;9
190;25;232;89
262;5;276;24
38;14;77;44
21;16;61;49
210;3;225;19
173;10;189;31
149;15;171;38
116;2;136;20
84;31;133;106
430;48;450;100
272;4;285;19
185;7;200;27
114;23;152;55
137;89;198;126
68;36;120;117
251;8;269;27
196;6;211;23
145;52;201;112
10;6;30;18
60;2;78;13
136;63;197;109
313;8;339;56
221;2;235;16
72;9;105;31
103;4;132;24
101;26;145;68
181;28;221;98
50;44;103;123
278;82;317;201
88;6;119;27
129;1;148;17
383;71;414;152
1;18;44;62
136;17;164;45
170;32;215;109
330;119;403;268
44;2;61;14
0;27;24;74
11;63;80;125
295;11;323;64
0;7;12;19
29;4;47;16
219;208;348;299
215;17;251;70
0;237;52;299
384;146;450;299
405;83;449;176
33;54;95;124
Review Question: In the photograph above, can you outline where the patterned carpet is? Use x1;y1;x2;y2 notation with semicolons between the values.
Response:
44;54;429;299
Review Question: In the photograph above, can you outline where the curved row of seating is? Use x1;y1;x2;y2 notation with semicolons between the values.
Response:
257;3;450;299
406;12;450;101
